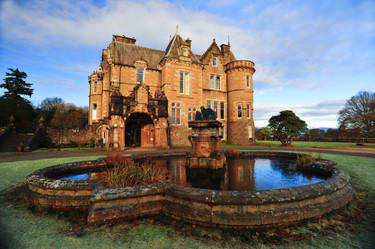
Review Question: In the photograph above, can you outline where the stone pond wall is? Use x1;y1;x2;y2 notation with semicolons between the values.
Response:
26;159;106;210
26;152;353;228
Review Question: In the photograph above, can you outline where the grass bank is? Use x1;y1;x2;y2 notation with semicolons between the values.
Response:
0;153;374;248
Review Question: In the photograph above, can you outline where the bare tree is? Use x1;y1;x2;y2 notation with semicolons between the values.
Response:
338;91;375;137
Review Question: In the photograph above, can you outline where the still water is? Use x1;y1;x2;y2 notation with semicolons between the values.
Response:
60;157;325;191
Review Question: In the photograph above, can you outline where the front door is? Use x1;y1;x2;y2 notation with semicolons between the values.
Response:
125;113;154;147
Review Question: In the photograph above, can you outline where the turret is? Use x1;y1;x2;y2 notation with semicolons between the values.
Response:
225;60;256;144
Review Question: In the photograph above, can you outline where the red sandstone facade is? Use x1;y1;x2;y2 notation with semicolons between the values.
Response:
88;32;255;149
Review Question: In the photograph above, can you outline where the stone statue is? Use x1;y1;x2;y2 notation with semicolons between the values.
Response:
195;106;217;121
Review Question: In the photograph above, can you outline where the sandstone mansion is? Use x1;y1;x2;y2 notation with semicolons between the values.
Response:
88;32;255;149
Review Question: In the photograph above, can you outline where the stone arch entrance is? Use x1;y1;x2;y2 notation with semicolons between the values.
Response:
125;113;154;147
95;124;110;148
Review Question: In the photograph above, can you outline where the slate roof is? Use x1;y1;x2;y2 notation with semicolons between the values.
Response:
111;34;230;69
112;41;165;70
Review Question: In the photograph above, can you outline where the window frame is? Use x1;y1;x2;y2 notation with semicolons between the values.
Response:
179;72;184;94
210;74;215;89
137;67;144;83
92;103;97;120
216;76;220;90
246;75;250;88
214;101;218;119
220;102;225;120
207;100;211;109
179;71;190;95
182;47;188;56
213;56;217;66
93;81;97;93
237;104;242;118
171;102;181;125
247;104;250;119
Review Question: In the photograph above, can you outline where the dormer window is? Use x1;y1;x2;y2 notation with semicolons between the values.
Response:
137;68;144;83
213;56;217;66
182;47;188;56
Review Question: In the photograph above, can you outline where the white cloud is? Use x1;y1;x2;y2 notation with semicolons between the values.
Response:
1;0;374;108
254;99;346;128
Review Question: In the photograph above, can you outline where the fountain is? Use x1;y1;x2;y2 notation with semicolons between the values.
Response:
25;110;352;228
187;108;226;169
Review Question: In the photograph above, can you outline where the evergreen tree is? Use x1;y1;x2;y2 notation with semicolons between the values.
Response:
1;68;33;97
0;68;35;131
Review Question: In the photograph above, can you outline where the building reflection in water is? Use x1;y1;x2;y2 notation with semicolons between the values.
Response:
166;157;256;191
228;158;255;191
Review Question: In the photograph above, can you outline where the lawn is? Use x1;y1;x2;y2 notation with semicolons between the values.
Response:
242;140;375;149
0;153;374;248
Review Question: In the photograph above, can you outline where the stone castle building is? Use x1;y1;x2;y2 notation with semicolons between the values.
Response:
88;32;255;150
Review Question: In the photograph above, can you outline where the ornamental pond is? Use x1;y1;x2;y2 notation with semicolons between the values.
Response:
26;151;352;229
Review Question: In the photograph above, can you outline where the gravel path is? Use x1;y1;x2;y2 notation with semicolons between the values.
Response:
0;146;374;163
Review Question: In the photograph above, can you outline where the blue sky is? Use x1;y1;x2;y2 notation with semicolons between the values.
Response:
0;0;374;128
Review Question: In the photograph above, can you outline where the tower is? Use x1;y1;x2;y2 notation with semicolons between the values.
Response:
225;60;256;144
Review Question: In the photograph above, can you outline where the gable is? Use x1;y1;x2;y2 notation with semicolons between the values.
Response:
200;40;222;65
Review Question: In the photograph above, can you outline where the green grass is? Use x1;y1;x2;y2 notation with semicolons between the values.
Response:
238;140;375;149
0;153;374;248
32;147;101;153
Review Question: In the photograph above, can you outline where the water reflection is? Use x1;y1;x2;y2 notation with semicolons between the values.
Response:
59;157;325;191
166;157;324;191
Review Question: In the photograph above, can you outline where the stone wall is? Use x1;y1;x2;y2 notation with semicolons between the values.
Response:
46;127;92;145
26;159;106;210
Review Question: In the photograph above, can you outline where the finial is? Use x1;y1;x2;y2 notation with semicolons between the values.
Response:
176;25;179;35
228;35;230;46
213;38;216;43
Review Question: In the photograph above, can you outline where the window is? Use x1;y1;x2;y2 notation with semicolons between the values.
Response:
214;101;218;118
220;102;225;119
247;104;250;119
210;75;215;89
237;104;242;118
182;47;188;56
179;72;189;95
213;56;217;66
246;75;250;88
137;68;144;83
171;103;175;125
188;107;196;121
176;103;181;124
171;103;181;125
92;104;97;120
207;100;211;109
179;72;184;94
93;81;97;93
185;72;189;95
216;76;220;90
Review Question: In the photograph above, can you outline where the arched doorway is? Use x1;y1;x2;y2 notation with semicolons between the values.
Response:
125;113;154;147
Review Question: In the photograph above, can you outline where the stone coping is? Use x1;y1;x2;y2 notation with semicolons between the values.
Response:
26;151;352;227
